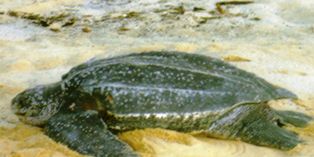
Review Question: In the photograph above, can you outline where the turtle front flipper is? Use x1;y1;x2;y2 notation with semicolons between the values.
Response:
207;103;302;150
44;109;139;157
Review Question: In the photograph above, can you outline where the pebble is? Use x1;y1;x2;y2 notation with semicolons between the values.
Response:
49;23;61;32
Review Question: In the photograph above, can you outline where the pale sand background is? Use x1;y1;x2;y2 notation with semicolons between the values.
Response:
1;0;314;157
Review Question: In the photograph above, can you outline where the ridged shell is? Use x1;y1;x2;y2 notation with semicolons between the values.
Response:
61;52;296;115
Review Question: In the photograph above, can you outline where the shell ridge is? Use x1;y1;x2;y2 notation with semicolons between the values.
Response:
73;61;256;90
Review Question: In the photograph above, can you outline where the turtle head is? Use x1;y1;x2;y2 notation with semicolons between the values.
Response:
12;82;66;126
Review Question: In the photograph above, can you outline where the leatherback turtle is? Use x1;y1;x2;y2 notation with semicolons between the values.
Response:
12;51;311;157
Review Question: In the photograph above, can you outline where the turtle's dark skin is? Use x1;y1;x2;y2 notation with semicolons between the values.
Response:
12;51;312;157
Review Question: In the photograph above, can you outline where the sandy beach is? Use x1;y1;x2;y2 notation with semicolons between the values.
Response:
1;0;314;156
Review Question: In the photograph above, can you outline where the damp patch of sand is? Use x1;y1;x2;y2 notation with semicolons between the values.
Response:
0;124;83;157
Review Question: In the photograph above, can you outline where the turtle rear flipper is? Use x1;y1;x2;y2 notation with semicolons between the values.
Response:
44;110;138;157
207;103;301;150
275;110;312;128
